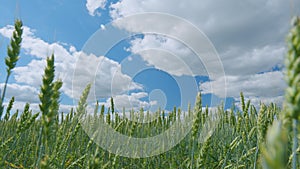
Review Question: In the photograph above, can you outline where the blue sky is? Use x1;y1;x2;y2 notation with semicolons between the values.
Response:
0;0;299;113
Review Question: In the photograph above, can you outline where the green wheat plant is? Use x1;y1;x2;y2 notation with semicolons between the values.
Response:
262;16;300;169
0;19;22;119
285;16;300;169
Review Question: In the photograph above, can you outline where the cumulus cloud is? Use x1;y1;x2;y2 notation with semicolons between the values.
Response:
102;92;157;112
2;100;75;117
0;25;76;90
127;35;285;77
0;24;150;112
106;0;291;106
73;52;143;100
109;0;291;51
221;45;285;76
0;83;39;103
127;35;206;76
0;26;73;60
200;71;286;102
243;96;284;109
108;0;289;75
0;25;142;99
86;0;107;16
3;101;40;115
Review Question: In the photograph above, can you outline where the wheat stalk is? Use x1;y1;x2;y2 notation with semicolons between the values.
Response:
0;20;22;119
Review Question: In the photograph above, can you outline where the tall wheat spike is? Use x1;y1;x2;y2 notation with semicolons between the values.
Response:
39;54;56;136
0;20;22;119
285;16;300;169
261;121;288;169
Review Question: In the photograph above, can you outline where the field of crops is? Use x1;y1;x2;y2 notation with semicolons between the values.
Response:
0;17;299;168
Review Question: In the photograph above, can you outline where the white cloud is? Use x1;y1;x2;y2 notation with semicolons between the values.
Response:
0;26;72;60
109;0;290;50
221;45;285;76
200;70;287;109
86;0;107;16
0;24;150;113
201;71;286;99
128;35;206;76
108;1;289;78
0;83;39;103
0;25;77;91
72;52;143;100
244;96;284;109
127;35;285;77
3;101;40;115
103;92;157;111
2;100;75;117
0;25;77;100
13;59;46;87
59;104;75;114
107;0;290;107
